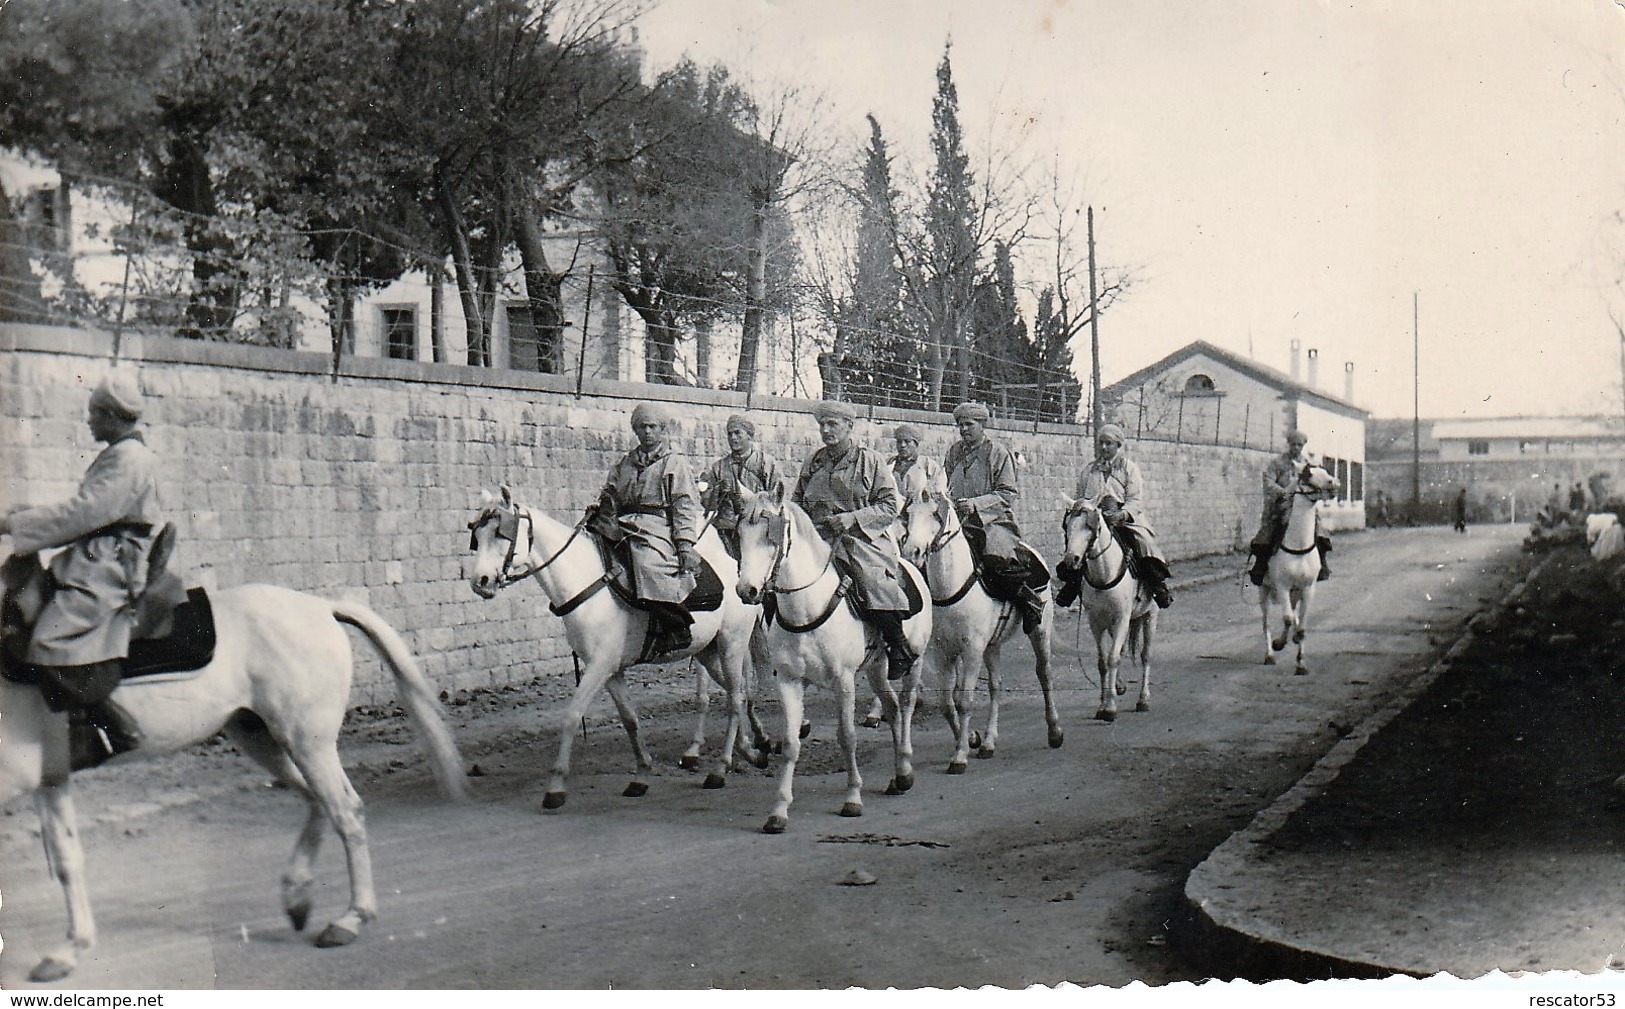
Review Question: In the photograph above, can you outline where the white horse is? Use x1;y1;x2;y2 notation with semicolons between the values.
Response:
1259;461;1340;674
1058;497;1157;721
467;486;767;808
0;552;468;983
733;484;930;834
901;483;1061;770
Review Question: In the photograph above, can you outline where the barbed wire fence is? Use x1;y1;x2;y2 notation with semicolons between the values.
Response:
5;170;1141;430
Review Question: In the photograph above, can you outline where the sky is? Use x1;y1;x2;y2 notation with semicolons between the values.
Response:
631;0;1625;421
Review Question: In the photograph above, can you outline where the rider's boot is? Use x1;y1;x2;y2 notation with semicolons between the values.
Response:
1316;536;1333;582
871;611;918;680
1247;547;1269;587
71;699;142;771
645;603;693;658
1053;563;1081;609
1140;556;1175;609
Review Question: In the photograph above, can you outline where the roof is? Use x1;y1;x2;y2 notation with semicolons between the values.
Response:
1101;340;1367;419
1431;417;1623;440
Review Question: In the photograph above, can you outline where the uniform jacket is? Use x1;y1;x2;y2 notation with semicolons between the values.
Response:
795;441;907;610
10;431;163;666
701;445;784;532
600;443;701;603
945;435;1022;559
890;454;946;497
1075;451;1164;561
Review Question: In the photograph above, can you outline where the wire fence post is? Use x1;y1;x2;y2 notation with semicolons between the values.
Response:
575;264;594;399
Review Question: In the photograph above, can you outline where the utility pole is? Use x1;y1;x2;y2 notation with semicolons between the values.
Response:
1088;206;1102;433
1412;291;1421;521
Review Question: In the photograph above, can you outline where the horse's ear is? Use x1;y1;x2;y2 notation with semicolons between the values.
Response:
500;484;513;505
1058;495;1075;512
772;478;788;504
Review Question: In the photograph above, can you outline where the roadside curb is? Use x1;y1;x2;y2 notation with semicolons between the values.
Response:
1178;551;1550;980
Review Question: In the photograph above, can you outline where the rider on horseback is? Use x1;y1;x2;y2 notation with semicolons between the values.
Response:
1062;424;1175;609
889;423;946;496
1248;429;1332;586
944;402;1047;634
591;402;703;658
794;400;917;680
700;413;784;560
0;370;159;768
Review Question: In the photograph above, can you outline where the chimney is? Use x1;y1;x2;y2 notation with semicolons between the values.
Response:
1344;361;1355;402
1290;339;1301;381
1306;347;1319;389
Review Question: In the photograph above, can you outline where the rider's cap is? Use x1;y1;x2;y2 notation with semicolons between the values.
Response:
631;402;672;428
90;369;144;421
813;400;856;423
952;401;991;423
1096;423;1126;445
894;423;922;442
725;413;756;436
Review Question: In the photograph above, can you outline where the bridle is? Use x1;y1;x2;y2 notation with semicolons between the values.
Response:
468;501;584;590
908;495;979;606
1064;500;1129;591
749;504;845;633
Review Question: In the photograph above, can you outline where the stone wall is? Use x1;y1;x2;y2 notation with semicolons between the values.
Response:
1;324;1268;702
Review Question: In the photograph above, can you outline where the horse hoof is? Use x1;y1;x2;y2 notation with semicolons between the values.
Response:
28;957;74;983
1293;630;1306;644
752;735;771;752
1095;709;1117;723
975;746;995;759
1115;682;1127;696
542;791;568;810
623;781;649;798
287;900;313;932
1136;701;1150;713
839;801;863;818
679;754;700;770
1295;666;1309;676
1048;728;1065;749
1263;654;1277;666
968;730;983;749
702;772;726;789
799;721;812;739
751;751;772;770
761;815;788;834
861;715;881;729
887;772;914;794
947;761;968;775
314;923;359;949
1272;639;1287;652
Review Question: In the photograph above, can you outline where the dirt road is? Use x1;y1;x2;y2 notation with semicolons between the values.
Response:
0;525;1527;989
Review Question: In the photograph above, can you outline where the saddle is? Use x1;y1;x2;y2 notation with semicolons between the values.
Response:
594;535;725;614
961;521;1051;603
0;524;218;688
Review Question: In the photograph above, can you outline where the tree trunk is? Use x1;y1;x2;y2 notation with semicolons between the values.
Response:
736;196;769;392
514;198;565;374
0;175;45;323
430;263;446;364
435;166;487;365
156;132;239;339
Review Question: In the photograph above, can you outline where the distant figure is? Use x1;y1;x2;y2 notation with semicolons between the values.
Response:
1548;482;1566;526
1569;481;1587;516
1374;491;1391;528
1453;487;1467;534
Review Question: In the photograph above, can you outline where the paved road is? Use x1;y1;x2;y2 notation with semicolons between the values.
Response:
0;525;1526;989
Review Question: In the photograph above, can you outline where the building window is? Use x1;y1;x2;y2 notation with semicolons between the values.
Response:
379;306;416;361
505;300;559;374
1183;373;1217;394
1349;461;1363;502
1467;440;1489;456
1519;440;1533;454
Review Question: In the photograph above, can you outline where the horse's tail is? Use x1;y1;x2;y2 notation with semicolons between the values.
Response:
332;600;470;803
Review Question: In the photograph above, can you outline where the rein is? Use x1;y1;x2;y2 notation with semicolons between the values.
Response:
913;502;979;607
759;507;846;634
1071;509;1130;591
472;505;597;595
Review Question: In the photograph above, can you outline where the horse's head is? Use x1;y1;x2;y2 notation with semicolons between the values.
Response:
1058;495;1104;569
1298;461;1340;498
733;480;790;606
467;486;532;599
902;484;958;567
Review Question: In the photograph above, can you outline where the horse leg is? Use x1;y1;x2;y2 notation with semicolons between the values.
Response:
861;693;885;728
1293;588;1314;676
543;655;619;809
1096;616;1130;721
1260;588;1278;664
1028;607;1063;748
602;672;654;798
944;651;974;774
680;659;707;771
30;778;95;983
226;714;326;934
976;641;1003;759
278;739;375;948
833;670;864;818
1133;613;1155;712
762;674;806;834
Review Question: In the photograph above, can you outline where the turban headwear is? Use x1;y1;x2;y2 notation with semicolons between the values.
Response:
894;423;922;442
813;400;856;423
1096;424;1126;445
725;414;756;436
90;369;144;421
630;402;672;428
952;401;991;423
